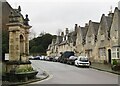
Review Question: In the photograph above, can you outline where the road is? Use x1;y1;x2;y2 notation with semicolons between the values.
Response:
30;60;118;84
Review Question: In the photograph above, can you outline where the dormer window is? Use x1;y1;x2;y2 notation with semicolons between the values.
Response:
101;34;105;41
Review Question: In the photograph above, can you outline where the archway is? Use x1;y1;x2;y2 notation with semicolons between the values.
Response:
108;49;111;64
20;35;24;54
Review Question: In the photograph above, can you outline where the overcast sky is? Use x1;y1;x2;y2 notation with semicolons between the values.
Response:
7;0;120;36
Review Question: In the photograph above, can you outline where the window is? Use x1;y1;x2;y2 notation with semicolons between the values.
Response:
112;47;120;58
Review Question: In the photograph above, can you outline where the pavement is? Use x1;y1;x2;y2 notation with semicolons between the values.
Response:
90;62;120;75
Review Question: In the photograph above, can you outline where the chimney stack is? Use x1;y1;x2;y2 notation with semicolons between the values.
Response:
65;28;69;35
118;1;120;10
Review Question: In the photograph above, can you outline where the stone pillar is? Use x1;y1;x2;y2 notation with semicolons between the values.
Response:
15;31;20;61
24;28;29;61
9;29;21;61
9;31;14;61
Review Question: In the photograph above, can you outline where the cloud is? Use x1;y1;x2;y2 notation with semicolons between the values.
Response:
7;0;119;36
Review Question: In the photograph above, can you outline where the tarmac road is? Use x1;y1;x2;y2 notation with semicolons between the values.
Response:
30;60;118;84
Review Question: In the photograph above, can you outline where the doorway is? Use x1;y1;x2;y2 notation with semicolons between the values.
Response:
108;49;111;64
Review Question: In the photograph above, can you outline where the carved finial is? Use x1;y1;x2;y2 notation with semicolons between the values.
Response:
24;14;30;26
18;6;21;12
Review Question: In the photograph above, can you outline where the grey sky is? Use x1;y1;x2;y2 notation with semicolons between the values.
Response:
7;0;119;36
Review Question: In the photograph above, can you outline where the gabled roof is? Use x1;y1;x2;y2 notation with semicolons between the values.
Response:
92;22;100;35
110;7;120;33
98;14;113;33
105;16;113;31
80;25;89;39
55;36;63;44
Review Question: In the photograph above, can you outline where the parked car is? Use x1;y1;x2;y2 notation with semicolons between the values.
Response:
67;56;77;65
59;51;75;63
33;56;40;60
75;56;90;67
53;56;59;62
45;56;50;61
40;56;45;60
44;56;48;60
28;56;34;60
49;56;54;61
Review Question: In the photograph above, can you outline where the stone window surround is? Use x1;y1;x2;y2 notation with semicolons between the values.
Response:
112;47;120;59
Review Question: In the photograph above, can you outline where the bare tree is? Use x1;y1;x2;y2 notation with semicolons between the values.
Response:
29;29;36;40
56;29;62;36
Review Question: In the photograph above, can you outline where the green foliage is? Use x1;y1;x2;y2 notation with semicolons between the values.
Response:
2;30;9;53
112;59;118;65
16;66;33;73
29;33;57;55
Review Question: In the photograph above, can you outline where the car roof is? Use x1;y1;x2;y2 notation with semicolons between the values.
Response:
78;56;88;58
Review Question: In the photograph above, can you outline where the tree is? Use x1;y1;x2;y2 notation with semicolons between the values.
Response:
29;33;57;55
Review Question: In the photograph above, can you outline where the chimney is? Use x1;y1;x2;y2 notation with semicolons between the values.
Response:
61;32;64;37
85;23;89;27
65;28;69;35
118;1;120;10
75;24;78;32
75;24;77;29
108;6;114;17
108;13;114;18
61;32;64;41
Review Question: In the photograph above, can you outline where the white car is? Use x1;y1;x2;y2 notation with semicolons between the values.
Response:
28;56;34;60
75;56;90;67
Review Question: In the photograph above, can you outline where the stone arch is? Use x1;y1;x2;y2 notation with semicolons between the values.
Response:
20;34;25;55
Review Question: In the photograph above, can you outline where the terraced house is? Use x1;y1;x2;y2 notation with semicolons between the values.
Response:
85;20;99;62
47;6;120;64
95;13;113;63
110;7;120;62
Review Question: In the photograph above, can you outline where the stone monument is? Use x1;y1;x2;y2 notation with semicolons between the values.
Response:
5;6;37;82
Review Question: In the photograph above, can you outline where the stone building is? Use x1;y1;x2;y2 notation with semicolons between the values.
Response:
2;2;13;57
2;2;38;82
75;23;89;56
85;20;99;62
47;6;120;64
110;7;120;61
47;25;78;57
95;13;113;63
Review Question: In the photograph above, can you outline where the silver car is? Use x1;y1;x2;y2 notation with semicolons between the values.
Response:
75;56;90;67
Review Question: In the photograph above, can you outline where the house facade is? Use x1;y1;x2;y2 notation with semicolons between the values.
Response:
85;20;99;62
47;7;120;64
110;7;120;62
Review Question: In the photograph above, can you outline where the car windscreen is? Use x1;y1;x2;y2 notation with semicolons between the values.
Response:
79;58;88;62
63;51;74;58
69;56;77;59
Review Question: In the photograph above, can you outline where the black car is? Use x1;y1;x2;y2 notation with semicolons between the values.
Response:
59;51;75;63
67;56;77;65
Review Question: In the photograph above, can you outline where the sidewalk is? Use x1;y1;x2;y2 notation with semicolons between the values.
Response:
90;62;120;75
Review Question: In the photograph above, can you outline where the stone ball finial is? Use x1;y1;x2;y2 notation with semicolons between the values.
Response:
24;14;29;26
18;6;21;12
25;14;29;21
